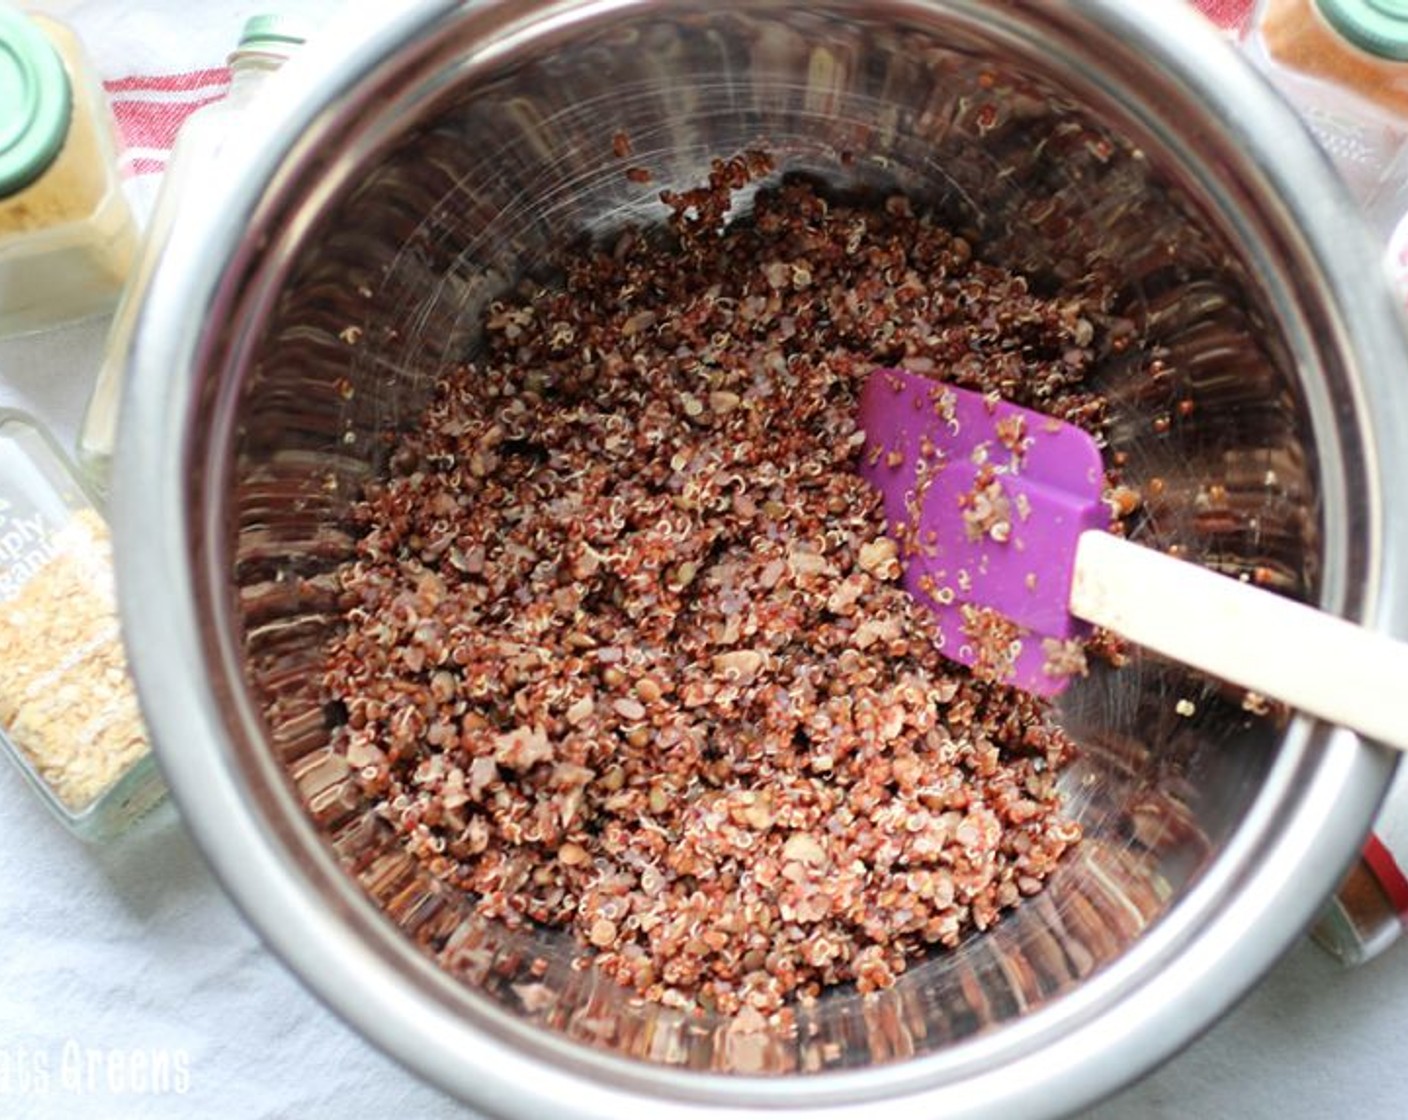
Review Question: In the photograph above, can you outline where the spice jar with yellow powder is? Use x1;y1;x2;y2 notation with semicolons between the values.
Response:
1246;0;1408;233
0;4;138;336
0;411;163;838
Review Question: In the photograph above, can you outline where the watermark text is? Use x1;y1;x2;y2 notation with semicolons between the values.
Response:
0;1041;191;1097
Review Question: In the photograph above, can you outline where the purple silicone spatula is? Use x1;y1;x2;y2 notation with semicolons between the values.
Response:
858;367;1408;749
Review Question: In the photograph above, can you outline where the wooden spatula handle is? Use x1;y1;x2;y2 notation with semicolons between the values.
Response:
1070;530;1408;752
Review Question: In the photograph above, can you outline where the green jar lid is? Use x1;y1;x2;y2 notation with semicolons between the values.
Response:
237;14;309;51
1316;0;1408;60
0;7;72;196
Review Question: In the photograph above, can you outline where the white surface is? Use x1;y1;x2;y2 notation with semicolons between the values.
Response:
1071;530;1408;751
1;730;1407;1120
2;331;1407;1120
3;2;1408;1116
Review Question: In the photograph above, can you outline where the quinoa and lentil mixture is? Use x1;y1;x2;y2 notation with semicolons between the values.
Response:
321;153;1120;1016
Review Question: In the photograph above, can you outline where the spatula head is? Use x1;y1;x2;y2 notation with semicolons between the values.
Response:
858;368;1108;696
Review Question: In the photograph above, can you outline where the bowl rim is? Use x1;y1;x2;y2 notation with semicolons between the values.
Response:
113;0;1406;1116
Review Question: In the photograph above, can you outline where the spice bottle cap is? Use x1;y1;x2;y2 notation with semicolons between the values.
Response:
236;14;310;52
0;7;72;197
1316;0;1408;60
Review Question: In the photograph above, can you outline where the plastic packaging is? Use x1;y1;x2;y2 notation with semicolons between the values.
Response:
0;5;138;337
77;14;306;491
1309;161;1408;968
1246;0;1408;234
1312;764;1408;964
0;411;163;840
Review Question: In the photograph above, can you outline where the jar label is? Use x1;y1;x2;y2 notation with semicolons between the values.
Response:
0;499;60;601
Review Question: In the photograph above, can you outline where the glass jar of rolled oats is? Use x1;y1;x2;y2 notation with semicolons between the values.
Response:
0;411;162;839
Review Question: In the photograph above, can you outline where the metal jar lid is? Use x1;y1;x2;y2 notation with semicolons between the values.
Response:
0;6;72;197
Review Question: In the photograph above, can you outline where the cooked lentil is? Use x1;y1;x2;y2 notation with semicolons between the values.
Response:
320;153;1121;1015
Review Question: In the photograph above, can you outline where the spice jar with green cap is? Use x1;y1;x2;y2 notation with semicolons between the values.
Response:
1248;0;1408;233
77;13;309;491
0;4;138;337
0;408;164;841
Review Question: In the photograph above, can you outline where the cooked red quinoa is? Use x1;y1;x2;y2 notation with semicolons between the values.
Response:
321;154;1116;1015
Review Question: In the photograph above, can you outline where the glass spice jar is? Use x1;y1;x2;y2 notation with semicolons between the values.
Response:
0;4;138;337
77;14;308;492
1245;0;1408;235
1311;766;1408;965
1308;138;1408;969
1311;847;1407;964
0;410;163;840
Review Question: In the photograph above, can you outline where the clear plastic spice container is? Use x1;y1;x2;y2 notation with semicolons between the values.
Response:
1306;204;1408;966
1311;763;1408;965
0;411;163;840
77;14;307;490
0;4;138;337
1311;847;1407;964
1245;0;1408;234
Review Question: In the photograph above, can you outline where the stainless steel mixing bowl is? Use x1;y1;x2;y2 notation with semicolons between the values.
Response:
113;1;1408;1116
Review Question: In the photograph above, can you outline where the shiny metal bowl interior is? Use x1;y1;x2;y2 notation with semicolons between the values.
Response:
115;1;1408;1117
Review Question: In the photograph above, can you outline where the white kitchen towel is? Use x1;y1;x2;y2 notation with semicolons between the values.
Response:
2;5;1407;1120
32;0;342;219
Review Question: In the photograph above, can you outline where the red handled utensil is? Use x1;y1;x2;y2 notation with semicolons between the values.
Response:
858;367;1408;749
